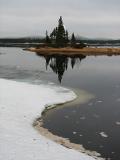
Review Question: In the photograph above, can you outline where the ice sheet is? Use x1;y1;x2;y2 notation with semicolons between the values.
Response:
0;78;97;160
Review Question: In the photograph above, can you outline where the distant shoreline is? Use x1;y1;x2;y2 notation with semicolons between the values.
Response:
25;47;120;56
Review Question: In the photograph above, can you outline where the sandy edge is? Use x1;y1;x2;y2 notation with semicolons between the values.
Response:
33;90;104;160
25;47;120;56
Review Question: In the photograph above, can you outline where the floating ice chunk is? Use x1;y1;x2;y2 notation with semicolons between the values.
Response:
116;121;120;125
79;134;83;137
73;132;77;135
97;100;103;103
80;116;86;120
99;132;108;138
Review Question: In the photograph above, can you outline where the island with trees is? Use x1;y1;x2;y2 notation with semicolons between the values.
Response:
26;16;120;56
44;16;86;48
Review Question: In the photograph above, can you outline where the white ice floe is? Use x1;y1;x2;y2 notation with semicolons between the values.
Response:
97;101;103;103
99;132;108;138
116;121;120;125
0;78;98;160
80;116;86;120
73;132;77;135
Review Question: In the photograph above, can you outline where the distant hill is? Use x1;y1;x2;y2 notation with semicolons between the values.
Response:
0;36;120;47
76;35;119;41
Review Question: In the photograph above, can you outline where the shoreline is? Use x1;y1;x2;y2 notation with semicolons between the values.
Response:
33;89;104;160
34;120;103;160
25;47;120;56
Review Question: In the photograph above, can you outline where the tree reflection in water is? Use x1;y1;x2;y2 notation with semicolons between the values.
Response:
36;53;86;83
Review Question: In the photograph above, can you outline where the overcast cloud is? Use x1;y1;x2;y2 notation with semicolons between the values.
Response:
0;0;120;38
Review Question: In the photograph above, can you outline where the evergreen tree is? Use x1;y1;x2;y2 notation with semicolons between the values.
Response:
65;30;69;43
71;33;76;47
56;16;66;47
45;30;51;44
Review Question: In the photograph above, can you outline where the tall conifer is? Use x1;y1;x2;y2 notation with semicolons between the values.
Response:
56;16;66;47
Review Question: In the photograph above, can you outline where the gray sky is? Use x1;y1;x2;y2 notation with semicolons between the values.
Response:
0;0;120;39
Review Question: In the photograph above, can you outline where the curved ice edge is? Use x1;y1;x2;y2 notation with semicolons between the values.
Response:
0;78;102;160
35;90;104;160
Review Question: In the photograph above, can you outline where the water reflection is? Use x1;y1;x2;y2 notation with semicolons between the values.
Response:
36;53;86;82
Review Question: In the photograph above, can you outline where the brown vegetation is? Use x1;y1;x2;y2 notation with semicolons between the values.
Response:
26;47;120;56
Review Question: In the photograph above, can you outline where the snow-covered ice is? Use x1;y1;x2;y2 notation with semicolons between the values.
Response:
0;78;97;160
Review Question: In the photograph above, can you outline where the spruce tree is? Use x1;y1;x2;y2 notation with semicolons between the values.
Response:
45;30;51;44
65;30;69;44
71;33;76;47
56;16;66;47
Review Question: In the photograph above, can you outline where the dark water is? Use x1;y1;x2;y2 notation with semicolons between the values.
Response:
0;47;120;160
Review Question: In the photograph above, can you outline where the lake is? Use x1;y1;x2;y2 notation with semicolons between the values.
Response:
0;47;120;160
